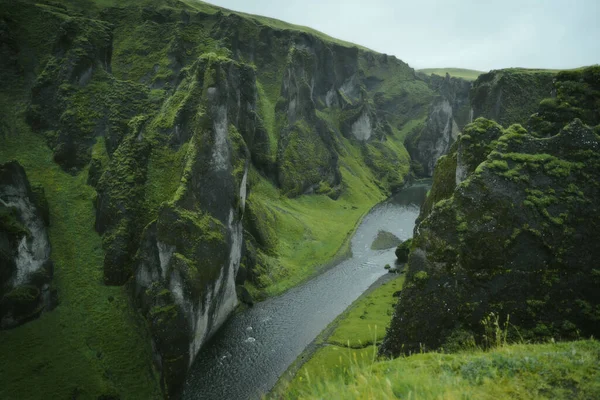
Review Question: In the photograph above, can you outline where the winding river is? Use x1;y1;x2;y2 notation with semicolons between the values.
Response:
183;183;430;400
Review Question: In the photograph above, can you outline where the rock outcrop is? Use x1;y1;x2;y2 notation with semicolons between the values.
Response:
406;73;472;176
381;66;600;357
131;56;252;398
470;68;555;127
0;161;56;329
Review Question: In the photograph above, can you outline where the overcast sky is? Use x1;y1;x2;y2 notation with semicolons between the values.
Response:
203;0;599;72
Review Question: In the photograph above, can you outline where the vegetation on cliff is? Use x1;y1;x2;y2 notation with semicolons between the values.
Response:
381;66;600;359
0;0;436;396
470;68;557;127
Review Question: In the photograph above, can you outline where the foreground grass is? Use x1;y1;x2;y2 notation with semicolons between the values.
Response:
0;101;161;399
277;268;600;400
418;68;485;81
284;340;600;400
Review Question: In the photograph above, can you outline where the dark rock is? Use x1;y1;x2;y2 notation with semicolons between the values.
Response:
87;156;103;187
406;74;472;177
235;265;248;285
392;290;402;298
395;238;412;263
470;69;555;127
236;285;254;307
381;67;600;358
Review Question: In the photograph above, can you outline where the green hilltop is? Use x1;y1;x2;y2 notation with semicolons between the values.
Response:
418;67;485;81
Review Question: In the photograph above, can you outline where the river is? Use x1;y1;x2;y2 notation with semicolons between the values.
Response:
183;183;430;400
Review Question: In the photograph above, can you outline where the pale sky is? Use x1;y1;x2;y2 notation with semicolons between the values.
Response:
203;0;599;72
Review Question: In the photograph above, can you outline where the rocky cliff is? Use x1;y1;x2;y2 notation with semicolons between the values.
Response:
0;0;449;397
470;68;556;127
405;73;472;176
381;66;600;357
0;161;56;329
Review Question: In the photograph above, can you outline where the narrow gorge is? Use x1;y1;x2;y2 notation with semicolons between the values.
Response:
1;0;598;399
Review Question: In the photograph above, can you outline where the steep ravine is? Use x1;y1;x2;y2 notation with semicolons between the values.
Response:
0;0;457;398
183;184;429;400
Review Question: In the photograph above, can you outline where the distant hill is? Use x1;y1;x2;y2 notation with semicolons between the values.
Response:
418;68;485;81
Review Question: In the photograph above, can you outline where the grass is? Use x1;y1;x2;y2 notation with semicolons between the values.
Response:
328;276;405;348
281;340;600;399
0;99;161;399
418;68;485;81
183;1;374;52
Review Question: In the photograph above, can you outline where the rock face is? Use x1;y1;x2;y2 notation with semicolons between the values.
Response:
406;73;472;176
131;57;252;399
470;68;555;127
0;161;56;329
380;66;600;357
394;238;412;263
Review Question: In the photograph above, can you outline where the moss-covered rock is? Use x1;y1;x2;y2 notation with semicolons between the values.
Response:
371;230;401;250
470;68;556;127
395;238;413;263
528;66;600;137
381;67;600;357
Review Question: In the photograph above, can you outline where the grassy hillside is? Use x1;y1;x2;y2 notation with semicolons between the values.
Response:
418;68;485;81
0;98;161;399
282;339;600;399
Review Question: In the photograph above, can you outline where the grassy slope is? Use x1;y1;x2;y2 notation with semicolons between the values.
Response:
185;1;374;51
0;99;161;399
284;340;600;399
418;68;485;81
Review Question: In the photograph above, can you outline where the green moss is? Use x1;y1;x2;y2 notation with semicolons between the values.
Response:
144;143;188;217
279;119;333;197
3;285;39;302
419;151;457;219
414;270;429;284
471;69;557;127
0;205;29;237
0;101;161;398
